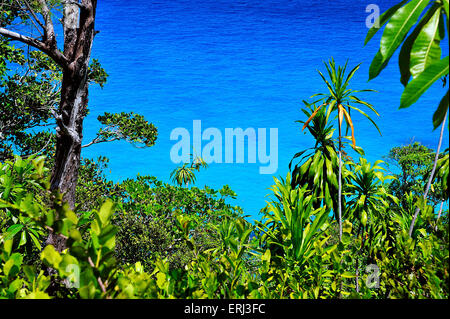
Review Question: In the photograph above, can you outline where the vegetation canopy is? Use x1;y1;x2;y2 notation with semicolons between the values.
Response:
0;0;448;300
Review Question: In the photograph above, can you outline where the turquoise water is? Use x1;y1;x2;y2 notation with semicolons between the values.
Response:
82;0;449;221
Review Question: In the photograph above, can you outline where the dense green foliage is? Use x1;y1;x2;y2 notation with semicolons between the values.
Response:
0;142;448;299
0;0;448;300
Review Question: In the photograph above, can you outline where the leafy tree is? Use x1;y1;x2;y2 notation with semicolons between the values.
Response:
0;0;101;209
75;156;123;213
0;2;159;252
0;39;58;160
385;142;436;202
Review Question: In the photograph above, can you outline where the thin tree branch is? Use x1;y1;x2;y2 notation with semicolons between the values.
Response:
81;136;119;148
22;0;46;33
435;200;444;231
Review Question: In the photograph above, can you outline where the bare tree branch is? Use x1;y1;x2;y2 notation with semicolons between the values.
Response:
0;27;45;49
0;27;69;68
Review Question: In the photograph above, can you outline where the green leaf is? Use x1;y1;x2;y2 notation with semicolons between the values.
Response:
98;200;115;226
41;245;62;268
18;230;27;247
343;220;353;234
25;291;51;299
369;50;390;80
400;56;449;108
398;2;441;86
361;211;368;227
3;224;24;241
432;90;449;129
156;272;166;289
28;232;42;250
98;224;117;249
342;271;355;278
380;0;430;63
3;253;22;277
410;7;445;78
3;239;13;256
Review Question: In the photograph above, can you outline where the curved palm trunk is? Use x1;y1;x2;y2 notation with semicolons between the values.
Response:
409;109;448;237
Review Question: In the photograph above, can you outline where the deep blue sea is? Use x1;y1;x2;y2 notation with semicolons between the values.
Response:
82;0;449;221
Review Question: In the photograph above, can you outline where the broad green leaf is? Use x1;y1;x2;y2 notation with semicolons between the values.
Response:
398;2;441;86
3;239;13;256
41;245;62;268
98;200;115;226
380;0;430;63
410;8;445;78
369;50;390;80
361;211;368;227
25;291;51;299
3;253;22;277
343;220;353;234
400;56;449;108
18;230;27;247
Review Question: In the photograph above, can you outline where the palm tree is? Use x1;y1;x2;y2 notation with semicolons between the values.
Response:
290;102;342;220
346;157;396;292
302;57;381;241
170;154;208;187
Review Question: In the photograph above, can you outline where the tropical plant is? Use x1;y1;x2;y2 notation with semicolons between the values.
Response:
258;173;332;267
170;154;208;187
347;158;396;227
290;102;342;220
302;57;381;240
0;156;48;255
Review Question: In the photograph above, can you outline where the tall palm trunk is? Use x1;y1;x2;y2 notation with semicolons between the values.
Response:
338;122;343;241
409;109;448;237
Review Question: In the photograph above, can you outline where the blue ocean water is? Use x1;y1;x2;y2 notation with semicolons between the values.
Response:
82;0;449;221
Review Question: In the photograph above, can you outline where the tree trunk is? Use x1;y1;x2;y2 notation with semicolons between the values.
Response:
46;1;97;252
409;109;448;237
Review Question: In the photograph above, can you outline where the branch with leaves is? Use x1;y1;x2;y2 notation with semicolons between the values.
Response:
82;112;158;149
